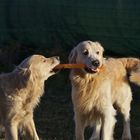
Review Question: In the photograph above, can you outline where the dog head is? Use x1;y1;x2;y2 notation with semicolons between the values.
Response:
16;55;60;81
69;41;104;74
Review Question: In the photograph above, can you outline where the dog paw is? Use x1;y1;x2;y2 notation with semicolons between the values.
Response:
122;138;131;140
122;132;131;140
89;137;100;140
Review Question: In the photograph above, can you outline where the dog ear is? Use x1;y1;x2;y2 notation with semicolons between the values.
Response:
95;42;104;52
23;68;31;81
16;66;32;86
68;47;77;63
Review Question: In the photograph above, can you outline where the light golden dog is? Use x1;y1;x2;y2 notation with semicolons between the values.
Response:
0;54;60;140
69;41;140;140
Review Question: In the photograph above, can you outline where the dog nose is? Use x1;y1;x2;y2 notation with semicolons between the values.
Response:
55;56;60;60
92;60;100;67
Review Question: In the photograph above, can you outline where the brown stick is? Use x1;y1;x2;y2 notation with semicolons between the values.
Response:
54;64;85;70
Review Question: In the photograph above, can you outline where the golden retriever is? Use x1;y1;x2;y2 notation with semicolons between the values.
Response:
69;41;140;140
0;54;60;140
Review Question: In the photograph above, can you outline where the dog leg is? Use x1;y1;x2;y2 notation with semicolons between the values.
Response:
5;122;18;140
24;118;39;140
89;120;101;140
0;125;5;138
117;87;132;140
75;113;86;140
121;107;131;140
101;106;116;140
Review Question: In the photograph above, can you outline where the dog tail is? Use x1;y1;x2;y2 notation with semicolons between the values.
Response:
130;71;140;86
121;58;140;86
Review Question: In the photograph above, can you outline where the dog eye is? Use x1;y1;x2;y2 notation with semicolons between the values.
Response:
83;50;88;55
43;59;46;62
96;51;99;55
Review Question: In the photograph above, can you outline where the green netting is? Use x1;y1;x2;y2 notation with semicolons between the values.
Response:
0;0;140;56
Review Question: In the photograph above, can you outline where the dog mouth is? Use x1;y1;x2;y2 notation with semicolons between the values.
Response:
50;68;60;73
50;64;60;73
84;66;99;73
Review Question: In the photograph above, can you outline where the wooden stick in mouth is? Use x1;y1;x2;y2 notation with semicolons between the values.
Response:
54;64;85;70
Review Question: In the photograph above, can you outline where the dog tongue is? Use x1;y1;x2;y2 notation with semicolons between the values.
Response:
88;65;97;71
91;68;98;72
91;66;102;73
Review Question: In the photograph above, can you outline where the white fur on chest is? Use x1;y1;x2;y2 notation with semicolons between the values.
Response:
71;73;112;116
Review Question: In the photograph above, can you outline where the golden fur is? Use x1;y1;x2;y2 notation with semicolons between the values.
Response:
69;41;140;140
0;55;60;140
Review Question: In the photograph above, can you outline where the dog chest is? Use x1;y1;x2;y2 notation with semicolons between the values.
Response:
72;75;112;115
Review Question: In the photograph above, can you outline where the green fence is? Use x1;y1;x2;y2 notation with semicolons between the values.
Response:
0;0;140;56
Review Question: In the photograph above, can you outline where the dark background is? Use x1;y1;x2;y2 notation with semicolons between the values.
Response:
0;0;140;139
0;0;140;57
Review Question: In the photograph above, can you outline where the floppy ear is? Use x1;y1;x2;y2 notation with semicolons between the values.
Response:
16;66;32;86
68;47;77;63
95;41;104;53
22;68;31;81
